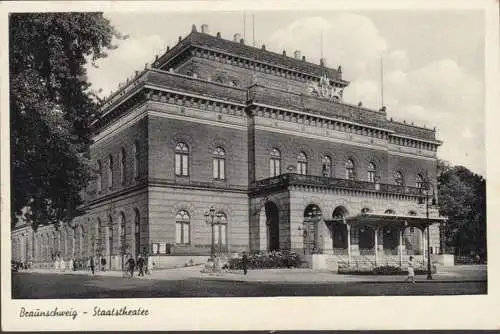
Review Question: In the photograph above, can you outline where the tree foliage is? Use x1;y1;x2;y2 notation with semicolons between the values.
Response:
10;13;122;229
437;160;486;258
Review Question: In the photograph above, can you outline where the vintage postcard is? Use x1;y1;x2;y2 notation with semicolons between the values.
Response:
1;0;499;331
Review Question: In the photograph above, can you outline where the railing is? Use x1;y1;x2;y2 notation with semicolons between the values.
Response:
252;173;424;196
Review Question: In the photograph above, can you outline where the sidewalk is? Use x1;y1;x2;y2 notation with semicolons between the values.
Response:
24;264;487;284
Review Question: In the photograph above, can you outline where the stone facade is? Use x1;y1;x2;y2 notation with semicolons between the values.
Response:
12;25;446;270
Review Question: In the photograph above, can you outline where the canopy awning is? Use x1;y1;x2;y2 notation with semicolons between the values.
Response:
324;213;447;227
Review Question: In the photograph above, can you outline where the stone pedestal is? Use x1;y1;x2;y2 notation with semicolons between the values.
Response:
310;254;339;271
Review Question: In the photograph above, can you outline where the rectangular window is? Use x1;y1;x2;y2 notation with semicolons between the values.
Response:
213;159;218;179
175;154;181;175
182;155;188;176
175;223;183;243
219;160;225;180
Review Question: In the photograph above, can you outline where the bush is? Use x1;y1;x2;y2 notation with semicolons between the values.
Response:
338;264;437;275
228;251;301;269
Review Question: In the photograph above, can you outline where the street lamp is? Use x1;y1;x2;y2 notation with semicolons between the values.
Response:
419;179;437;280
204;206;222;268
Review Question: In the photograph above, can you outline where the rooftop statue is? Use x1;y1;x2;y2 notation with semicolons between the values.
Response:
307;75;343;102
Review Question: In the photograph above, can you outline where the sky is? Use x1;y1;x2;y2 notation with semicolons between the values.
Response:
87;10;485;176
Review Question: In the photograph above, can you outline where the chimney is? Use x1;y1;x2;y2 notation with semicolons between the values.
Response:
294;50;301;60
240;38;245;45
191;24;197;32
282;50;286;56
233;33;241;42
320;58;326;67
216;32;221;38
178;36;182;43
167;46;170;51
261;44;266;50
201;24;209;34
302;56;306;61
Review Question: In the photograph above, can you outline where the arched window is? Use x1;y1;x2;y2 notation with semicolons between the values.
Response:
416;173;425;189
107;154;113;189
96;160;102;193
133;141;139;179
175;210;190;244
345;159;355;180
213;147;225;180
297;152;308;175
120;147;126;185
270;148;281;177
215;212;228;249
322;155;332;177
394;171;404;186
175;142;189;176
368;162;376;183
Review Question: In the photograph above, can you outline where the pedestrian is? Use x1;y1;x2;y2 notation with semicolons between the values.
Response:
406;256;415;283
101;257;107;271
90;256;95;275
137;255;145;276
242;251;248;275
69;258;74;272
126;256;135;278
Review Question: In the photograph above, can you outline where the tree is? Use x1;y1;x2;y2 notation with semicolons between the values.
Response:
10;13;123;230
437;162;486;259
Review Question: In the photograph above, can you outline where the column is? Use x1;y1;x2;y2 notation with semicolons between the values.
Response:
399;227;403;266
374;226;378;266
346;224;351;265
258;209;267;251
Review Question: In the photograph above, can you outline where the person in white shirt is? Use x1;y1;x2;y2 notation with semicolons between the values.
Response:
406;256;415;283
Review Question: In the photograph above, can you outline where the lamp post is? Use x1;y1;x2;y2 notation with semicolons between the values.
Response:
420;179;437;280
204;206;222;268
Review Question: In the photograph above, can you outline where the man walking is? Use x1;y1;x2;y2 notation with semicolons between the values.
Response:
405;256;415;283
90;256;95;275
126;256;135;278
242;251;249;275
137;255;145;277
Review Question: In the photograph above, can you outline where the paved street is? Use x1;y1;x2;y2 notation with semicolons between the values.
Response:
12;270;486;298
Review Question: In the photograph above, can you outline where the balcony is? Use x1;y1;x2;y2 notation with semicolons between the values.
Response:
251;173;424;197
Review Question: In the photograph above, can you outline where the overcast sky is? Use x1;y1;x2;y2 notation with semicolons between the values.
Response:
87;10;485;176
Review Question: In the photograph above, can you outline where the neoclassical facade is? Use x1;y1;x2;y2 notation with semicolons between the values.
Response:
12;24;447;270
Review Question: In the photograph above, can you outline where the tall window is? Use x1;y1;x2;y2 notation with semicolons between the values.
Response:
120;147;126;185
215;212;227;248
107;154;113;189
96;218;102;252
345;159;355;180
213;147;225;180
133;141;139;179
108;215;113;257
175;143;189;176
119;212;126;253
416;173;424;189
297;152;308;175
96;160;102;193
270;148;281;177
175;210;190;244
322;155;332;177
134;209;140;256
394;171;404;186
368;162;376;183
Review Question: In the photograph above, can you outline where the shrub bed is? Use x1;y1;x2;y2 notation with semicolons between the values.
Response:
228;251;301;269
338;264;437;275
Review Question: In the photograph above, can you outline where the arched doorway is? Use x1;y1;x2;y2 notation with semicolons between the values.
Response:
303;204;322;254
265;202;280;251
331;206;349;252
382;226;399;254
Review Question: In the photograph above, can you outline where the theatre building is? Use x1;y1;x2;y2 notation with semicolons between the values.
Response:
11;23;451;270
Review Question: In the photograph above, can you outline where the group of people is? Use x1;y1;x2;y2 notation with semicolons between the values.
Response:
124;255;152;278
